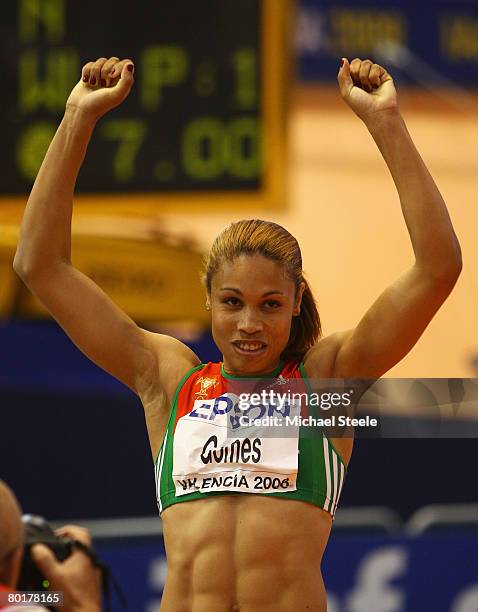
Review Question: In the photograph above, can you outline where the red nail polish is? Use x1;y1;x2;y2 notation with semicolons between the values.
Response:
90;77;96;85
340;58;345;68
127;64;134;72
82;75;88;82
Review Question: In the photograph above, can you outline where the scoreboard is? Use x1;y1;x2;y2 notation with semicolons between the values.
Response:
1;0;291;211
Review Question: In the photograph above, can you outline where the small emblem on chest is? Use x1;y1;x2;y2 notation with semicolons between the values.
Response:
195;376;218;398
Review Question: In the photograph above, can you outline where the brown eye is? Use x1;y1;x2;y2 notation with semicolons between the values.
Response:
264;300;280;309
224;297;241;306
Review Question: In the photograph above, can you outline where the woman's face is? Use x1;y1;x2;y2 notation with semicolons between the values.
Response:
209;254;304;376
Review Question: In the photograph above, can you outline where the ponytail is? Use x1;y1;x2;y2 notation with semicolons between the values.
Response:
282;276;321;362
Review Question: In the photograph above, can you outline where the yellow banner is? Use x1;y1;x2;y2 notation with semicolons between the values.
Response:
0;223;209;325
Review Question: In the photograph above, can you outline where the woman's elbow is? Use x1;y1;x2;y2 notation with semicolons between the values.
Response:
443;242;463;281
432;250;462;285
12;250;44;282
12;251;27;279
417;248;462;286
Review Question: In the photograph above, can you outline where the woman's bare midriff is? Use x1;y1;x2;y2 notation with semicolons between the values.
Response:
160;494;333;612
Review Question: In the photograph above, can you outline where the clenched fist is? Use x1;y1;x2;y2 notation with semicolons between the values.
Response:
66;56;135;123
338;57;398;124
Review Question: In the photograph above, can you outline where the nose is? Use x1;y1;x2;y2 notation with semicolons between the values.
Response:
237;307;263;335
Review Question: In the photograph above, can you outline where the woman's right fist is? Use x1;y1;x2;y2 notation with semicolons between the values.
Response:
65;57;134;122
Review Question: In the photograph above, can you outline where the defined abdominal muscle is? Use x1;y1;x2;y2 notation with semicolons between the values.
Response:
161;495;331;610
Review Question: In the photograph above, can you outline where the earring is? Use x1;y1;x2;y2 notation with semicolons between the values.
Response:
205;303;211;311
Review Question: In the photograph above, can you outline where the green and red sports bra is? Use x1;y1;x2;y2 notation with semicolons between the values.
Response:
155;360;347;518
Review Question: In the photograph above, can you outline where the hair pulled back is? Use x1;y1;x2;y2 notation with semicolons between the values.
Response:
203;219;322;362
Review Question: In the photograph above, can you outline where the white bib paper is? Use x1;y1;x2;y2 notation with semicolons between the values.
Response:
172;393;300;496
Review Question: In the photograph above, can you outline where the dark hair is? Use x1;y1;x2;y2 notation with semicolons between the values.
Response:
203;219;322;361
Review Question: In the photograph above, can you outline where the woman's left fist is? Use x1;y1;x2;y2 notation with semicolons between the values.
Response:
338;57;398;123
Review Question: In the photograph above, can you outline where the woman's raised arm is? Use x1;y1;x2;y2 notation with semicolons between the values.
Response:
327;58;462;378
13;57;199;393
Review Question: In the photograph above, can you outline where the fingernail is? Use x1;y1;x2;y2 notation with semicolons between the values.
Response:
100;79;106;87
90;77;96;85
82;75;88;82
127;64;134;73
340;58;345;67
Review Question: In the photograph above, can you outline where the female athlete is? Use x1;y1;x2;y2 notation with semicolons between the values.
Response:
14;56;461;611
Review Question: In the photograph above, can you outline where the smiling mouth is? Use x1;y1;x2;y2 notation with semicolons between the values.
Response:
232;341;267;354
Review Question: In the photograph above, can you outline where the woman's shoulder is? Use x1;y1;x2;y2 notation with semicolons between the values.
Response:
301;329;353;378
139;331;202;400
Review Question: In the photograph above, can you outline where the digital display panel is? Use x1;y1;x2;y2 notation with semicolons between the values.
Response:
1;0;288;208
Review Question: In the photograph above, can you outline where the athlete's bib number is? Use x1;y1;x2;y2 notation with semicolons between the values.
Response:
172;393;300;496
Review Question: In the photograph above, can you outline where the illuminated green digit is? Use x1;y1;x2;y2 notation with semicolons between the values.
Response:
182;117;261;180
182;118;227;180
228;118;261;179
16;122;56;182
232;49;257;109
140;46;188;111
19;0;65;43
100;120;147;182
19;49;79;112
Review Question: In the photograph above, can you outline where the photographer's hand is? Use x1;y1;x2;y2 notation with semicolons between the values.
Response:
31;526;101;612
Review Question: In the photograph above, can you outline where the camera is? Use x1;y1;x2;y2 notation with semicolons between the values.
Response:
17;514;125;611
18;514;74;593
